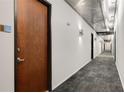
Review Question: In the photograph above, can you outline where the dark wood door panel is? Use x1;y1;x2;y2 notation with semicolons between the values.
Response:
16;0;49;92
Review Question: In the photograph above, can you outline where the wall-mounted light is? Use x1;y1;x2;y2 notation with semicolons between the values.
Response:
79;29;84;36
66;22;71;26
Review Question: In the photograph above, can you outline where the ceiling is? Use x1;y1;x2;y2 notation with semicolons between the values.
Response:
65;0;106;32
65;0;117;34
102;0;117;31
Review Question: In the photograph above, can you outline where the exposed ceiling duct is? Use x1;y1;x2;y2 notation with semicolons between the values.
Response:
64;0;117;32
65;0;106;32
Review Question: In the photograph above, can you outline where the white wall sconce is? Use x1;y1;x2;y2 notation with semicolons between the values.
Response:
66;22;71;26
79;29;84;36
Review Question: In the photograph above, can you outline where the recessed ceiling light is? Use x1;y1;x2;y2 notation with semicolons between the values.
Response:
112;0;116;3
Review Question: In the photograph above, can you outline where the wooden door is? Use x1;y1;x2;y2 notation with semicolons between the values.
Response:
15;0;50;92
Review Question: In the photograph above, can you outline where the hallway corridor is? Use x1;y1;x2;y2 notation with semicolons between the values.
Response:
53;51;123;92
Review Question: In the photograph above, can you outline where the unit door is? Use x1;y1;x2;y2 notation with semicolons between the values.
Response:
16;0;48;91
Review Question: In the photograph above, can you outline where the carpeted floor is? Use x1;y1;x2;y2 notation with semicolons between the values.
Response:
53;51;123;92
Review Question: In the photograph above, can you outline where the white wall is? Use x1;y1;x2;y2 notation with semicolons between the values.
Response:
116;0;124;89
0;0;14;91
47;0;103;90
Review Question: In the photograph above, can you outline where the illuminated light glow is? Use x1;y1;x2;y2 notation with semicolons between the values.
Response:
77;0;86;6
78;36;82;45
106;27;110;31
78;23;82;30
108;0;116;7
112;0;116;3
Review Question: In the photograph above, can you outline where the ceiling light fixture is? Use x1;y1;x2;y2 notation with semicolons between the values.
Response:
111;0;116;3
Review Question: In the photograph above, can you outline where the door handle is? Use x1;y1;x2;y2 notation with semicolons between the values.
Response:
17;57;25;63
17;48;21;52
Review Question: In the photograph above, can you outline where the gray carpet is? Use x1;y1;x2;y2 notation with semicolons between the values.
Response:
53;51;123;92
